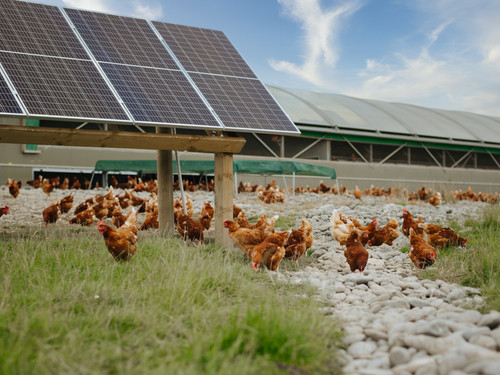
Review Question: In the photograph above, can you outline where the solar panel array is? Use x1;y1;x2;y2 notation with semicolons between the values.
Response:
0;0;299;134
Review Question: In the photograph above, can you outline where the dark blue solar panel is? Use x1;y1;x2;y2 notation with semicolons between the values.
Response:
0;71;24;115
190;73;299;133
0;52;129;121
152;21;257;78
100;63;220;127
0;0;89;59
65;8;179;69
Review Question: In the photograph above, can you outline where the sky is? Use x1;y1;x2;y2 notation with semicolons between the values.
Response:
33;0;500;118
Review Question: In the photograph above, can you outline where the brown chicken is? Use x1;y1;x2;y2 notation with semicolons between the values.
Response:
249;230;291;271
285;218;313;261
27;175;42;189
68;205;95;226
199;201;214;230
233;204;243;219
0;205;9;218
70;177;81;190
58;177;69;190
409;228;437;268
223;219;271;254
59;194;74;213
139;207;158;230
98;208;138;261
42;200;61;226
42;179;56;196
344;231;369;272
177;213;204;244
418;223;468;249
402;209;424;237
428;192;442;206
7;179;21;198
365;217;400;246
354;185;362;200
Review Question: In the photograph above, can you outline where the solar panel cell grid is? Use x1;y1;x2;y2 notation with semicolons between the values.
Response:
152;22;257;78
190;73;298;133
66;8;179;69
0;52;129;121
0;72;23;115
100;63;220;127
0;0;89;59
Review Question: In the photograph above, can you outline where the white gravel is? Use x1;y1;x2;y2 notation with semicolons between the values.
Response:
1;185;500;374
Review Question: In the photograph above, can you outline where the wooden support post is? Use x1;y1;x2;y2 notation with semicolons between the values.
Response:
156;127;174;236
214;152;233;247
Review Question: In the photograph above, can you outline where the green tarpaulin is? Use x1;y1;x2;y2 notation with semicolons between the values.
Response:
93;159;336;179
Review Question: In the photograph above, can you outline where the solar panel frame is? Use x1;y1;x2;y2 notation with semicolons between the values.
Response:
0;51;130;122
0;67;25;115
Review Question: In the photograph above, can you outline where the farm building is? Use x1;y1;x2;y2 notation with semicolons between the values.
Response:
0;86;500;192
2;84;500;193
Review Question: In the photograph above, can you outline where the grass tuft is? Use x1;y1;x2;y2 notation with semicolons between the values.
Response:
420;206;500;311
0;227;342;375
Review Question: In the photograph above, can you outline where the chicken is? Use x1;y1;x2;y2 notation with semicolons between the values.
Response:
70;177;81;190
27;175;42;189
284;218;313;261
7;178;21;198
59;194;74;213
42;179;56;196
409;228;437;268
58;177;69;190
402;209;424;237
418;223;468;249
365;217;400;247
177;213;204;244
249;230;291;271
68;205;95;226
98;208;138;261
139;207;158;230
354;185;362;200
428;192;442;206
74;198;94;215
199;201;214;230
223;219;270;254
344;231;369;272
233;204;243;219
0;206;9;218
330;209;363;245
173;195;194;223
42;200;61;226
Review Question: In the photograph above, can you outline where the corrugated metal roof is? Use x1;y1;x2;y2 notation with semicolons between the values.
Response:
267;85;500;146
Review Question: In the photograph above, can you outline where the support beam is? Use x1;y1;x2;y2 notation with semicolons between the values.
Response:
156;128;174;236
214;153;233;248
0;125;245;153
343;136;370;164
252;133;279;158
292;135;326;159
451;149;474;169
375;143;407;168
421;143;445;170
487;150;500;169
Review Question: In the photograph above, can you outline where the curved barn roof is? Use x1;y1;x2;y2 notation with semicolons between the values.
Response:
267;85;500;147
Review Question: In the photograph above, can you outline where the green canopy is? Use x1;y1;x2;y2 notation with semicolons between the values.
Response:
93;159;336;179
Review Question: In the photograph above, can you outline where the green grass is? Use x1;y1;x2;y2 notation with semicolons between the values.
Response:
0;227;343;375
420;206;500;311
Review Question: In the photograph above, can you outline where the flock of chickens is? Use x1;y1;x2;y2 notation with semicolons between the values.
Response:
331;208;468;273
1;175;477;272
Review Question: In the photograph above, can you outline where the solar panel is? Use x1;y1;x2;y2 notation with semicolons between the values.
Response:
0;52;129;121
152;22;257;78
0;0;88;59
100;63;220;127
0;71;24;115
65;8;179;69
190;73;299;133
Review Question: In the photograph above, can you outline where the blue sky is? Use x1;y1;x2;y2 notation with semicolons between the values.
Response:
34;0;500;117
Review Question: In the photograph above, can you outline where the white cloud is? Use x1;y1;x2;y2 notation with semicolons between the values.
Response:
62;0;111;12
270;0;364;87
132;1;163;20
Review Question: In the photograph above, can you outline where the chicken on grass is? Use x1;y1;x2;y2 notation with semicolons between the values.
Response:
98;208;138;262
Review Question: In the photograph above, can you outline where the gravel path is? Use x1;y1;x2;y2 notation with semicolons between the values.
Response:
2;186;500;374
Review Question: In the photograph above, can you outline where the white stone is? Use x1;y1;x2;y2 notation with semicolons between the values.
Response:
478;310;500;329
469;334;497;351
347;341;378;358
389;346;411;367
